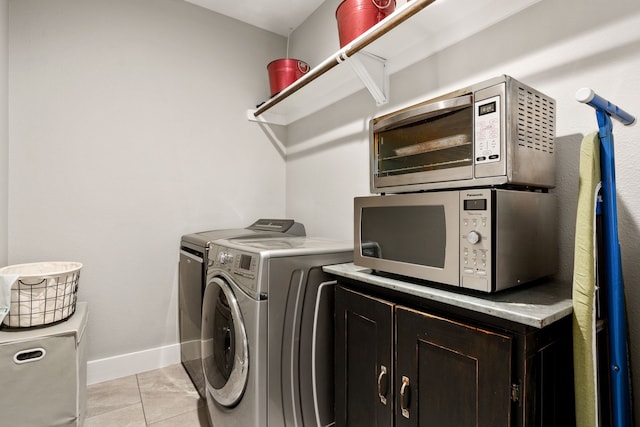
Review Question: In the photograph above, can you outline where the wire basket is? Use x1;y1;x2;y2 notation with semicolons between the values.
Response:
0;262;82;329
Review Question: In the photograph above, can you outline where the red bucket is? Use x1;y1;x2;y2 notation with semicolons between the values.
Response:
336;0;395;48
267;59;310;97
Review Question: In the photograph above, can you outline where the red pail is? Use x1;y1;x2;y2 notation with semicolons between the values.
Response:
336;0;395;48
266;59;310;97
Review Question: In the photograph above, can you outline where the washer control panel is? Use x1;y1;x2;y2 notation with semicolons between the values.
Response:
209;245;262;299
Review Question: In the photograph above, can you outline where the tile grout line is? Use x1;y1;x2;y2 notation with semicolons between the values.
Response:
136;373;150;426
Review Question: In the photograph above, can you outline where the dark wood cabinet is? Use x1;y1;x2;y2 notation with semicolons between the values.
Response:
335;282;574;427
335;286;394;426
396;306;513;426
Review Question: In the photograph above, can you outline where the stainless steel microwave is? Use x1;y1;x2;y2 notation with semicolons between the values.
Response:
354;188;557;292
370;75;556;193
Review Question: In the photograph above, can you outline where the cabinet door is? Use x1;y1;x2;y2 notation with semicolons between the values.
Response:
396;306;513;427
335;286;394;427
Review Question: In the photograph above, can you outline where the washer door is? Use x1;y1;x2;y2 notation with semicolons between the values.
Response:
202;276;249;407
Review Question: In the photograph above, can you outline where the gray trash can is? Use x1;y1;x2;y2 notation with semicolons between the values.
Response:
0;302;88;426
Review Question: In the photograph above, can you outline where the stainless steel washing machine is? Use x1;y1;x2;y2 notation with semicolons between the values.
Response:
179;219;305;397
202;236;353;427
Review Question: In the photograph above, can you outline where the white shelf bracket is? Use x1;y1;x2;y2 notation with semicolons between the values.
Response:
247;109;289;126
343;51;389;106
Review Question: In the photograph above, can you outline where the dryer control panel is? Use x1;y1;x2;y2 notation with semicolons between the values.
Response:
208;245;263;299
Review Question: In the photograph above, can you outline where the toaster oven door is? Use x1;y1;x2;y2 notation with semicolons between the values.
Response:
354;191;460;286
371;95;474;192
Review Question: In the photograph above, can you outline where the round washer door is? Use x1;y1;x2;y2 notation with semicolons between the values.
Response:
201;276;249;407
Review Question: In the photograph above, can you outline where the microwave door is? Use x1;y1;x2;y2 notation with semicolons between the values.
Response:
354;192;460;286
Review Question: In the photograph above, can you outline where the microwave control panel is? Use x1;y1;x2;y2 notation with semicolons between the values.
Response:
474;94;502;165
460;189;493;292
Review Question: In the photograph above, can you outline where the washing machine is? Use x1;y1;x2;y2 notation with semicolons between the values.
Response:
179;219;305;397
202;236;353;427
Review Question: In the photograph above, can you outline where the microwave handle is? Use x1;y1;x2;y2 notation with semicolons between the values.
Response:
374;94;473;132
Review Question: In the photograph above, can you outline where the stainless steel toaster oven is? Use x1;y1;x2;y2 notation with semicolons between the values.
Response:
370;75;556;193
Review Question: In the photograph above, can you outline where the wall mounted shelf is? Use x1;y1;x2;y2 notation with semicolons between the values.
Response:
248;0;541;126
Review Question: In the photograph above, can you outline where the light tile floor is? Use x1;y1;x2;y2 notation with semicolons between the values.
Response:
86;364;210;427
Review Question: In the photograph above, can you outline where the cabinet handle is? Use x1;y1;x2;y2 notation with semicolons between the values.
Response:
400;376;411;419
377;365;388;405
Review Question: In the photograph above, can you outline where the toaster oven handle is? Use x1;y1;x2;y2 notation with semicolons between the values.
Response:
374;94;473;132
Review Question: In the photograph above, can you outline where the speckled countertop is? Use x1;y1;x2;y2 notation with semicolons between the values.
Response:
323;263;573;329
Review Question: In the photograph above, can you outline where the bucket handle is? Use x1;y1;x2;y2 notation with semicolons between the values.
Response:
373;0;393;10
298;61;310;74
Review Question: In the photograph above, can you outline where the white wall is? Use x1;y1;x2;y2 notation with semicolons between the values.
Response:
6;0;640;408
0;0;7;267
287;0;640;416
8;0;286;373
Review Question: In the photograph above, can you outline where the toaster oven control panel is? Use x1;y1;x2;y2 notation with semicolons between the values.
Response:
460;190;493;292
474;95;502;165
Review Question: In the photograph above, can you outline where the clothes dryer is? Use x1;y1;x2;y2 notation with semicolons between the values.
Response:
202;236;352;427
179;219;304;397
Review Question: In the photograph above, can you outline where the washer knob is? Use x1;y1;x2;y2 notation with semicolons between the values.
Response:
218;251;233;265
466;231;481;245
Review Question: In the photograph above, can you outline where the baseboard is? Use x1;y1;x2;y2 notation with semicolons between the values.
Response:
87;343;181;385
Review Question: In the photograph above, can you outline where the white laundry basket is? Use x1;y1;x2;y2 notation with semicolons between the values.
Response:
0;262;82;328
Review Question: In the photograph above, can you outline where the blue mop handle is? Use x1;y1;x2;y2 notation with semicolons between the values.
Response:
597;110;633;427
576;87;635;427
576;88;636;126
